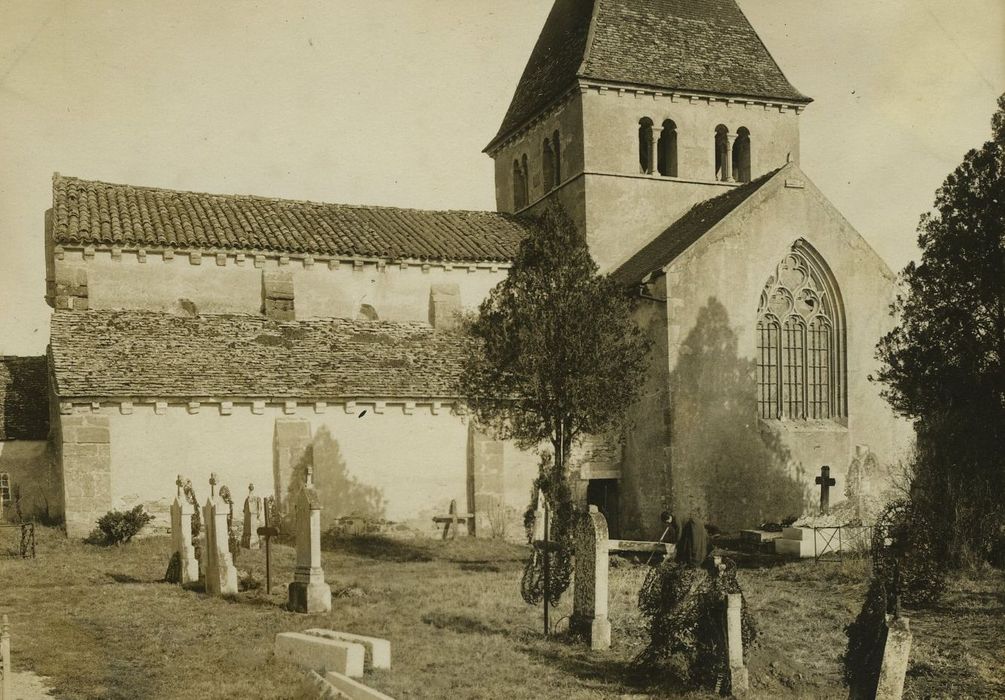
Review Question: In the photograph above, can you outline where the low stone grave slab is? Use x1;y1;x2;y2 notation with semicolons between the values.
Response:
305;629;391;670
326;670;396;700
275;632;365;678
774;525;873;558
740;529;783;544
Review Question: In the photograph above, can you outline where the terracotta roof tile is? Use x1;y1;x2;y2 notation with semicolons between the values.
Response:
52;176;532;264
490;0;810;149
0;357;50;440
49;311;471;401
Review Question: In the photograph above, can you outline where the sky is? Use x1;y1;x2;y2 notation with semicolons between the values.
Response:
0;0;1002;355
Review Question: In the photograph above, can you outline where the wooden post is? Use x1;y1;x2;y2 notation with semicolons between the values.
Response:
543;500;550;636
1;614;11;700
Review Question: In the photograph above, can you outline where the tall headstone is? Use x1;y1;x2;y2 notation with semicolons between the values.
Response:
202;473;238;595
242;483;262;550
875;615;912;700
288;466;332;613
571;505;611;651
725;593;750;696
170;475;200;584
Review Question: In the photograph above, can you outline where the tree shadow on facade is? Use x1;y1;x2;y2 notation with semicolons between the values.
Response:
285;426;387;530
669;298;804;533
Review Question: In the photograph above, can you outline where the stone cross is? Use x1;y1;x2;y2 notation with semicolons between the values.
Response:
170;474;199;584
202;476;238;595
242;483;262;550
815;465;836;514
288;468;332;613
433;499;473;540
571;506;611;651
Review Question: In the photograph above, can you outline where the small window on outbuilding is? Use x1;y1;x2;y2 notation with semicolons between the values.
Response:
357;304;379;321
658;119;678;177
733;127;751;183
638;117;654;174
714;124;729;181
543;138;555;191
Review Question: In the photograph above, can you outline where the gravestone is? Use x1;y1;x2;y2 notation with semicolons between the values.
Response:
725;593;750;696
875;615;912;700
170;475;200;584
242;483;262;550
570;505;611;651
288;467;332;613
202;473;238;595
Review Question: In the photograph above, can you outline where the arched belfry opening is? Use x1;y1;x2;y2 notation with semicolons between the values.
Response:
756;242;847;422
638;117;654;174
552;129;561;184
657;119;678;177
543;138;555;191
521;154;530;205
733;127;751;183
512;159;525;209
714;124;729;181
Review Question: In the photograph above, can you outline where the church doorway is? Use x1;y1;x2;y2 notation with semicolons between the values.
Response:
586;478;620;539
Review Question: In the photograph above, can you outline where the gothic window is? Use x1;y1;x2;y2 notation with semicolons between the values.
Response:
512;159;525;209
733;127;751;183
714;124;729;181
0;473;10;506
658;119;678;177
543;138;555;191
639;117;654;174
552;130;561;184
756;245;846;421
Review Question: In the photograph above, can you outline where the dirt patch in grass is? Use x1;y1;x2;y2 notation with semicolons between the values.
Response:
1;527;1002;699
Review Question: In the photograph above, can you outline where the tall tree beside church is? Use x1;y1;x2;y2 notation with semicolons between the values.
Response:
874;94;1005;567
460;200;651;597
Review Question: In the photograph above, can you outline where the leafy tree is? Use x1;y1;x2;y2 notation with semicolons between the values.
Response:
460;200;651;599
874;94;1005;566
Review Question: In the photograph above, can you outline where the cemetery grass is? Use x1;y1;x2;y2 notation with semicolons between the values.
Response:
0;528;1002;699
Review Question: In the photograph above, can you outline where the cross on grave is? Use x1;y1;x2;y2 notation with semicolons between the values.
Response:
256;496;281;595
815;465;836;514
209;472;218;498
176;474;184;498
432;499;474;540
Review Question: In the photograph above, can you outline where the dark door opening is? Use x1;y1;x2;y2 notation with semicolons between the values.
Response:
586;478;620;540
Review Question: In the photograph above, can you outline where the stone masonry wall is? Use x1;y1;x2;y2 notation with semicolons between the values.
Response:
59;414;111;538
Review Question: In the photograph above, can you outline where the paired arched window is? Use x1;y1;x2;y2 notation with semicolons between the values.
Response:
638;118;654;174
756;244;846;421
542;131;562;191
512;155;530;209
714;125;729;182
657;119;678;177
733;127;751;183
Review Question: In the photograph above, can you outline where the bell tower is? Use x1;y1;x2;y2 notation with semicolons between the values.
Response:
485;0;812;271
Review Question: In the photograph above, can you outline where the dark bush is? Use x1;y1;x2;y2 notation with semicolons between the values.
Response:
90;505;154;545
872;498;947;607
635;558;756;694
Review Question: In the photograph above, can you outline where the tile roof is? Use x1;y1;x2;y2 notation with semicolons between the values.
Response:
51;175;531;263
0;357;50;440
49;311;471;401
612;167;780;285
489;0;810;149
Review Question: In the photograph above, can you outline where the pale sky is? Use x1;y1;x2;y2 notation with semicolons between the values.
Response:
1;0;1002;355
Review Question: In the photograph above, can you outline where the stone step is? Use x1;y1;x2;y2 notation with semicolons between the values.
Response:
305;629;391;670
275;632;365;678
325;670;396;700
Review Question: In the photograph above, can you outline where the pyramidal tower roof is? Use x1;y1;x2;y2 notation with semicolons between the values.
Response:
488;0;811;150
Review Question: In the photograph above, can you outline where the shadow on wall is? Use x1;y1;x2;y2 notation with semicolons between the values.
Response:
670;298;804;533
286;426;386;530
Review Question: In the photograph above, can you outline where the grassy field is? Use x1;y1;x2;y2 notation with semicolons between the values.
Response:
0;527;1002;699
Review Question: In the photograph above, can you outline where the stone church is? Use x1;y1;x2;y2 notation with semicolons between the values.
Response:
0;0;912;539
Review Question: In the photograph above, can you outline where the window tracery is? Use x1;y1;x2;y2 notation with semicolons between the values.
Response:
757;246;845;421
